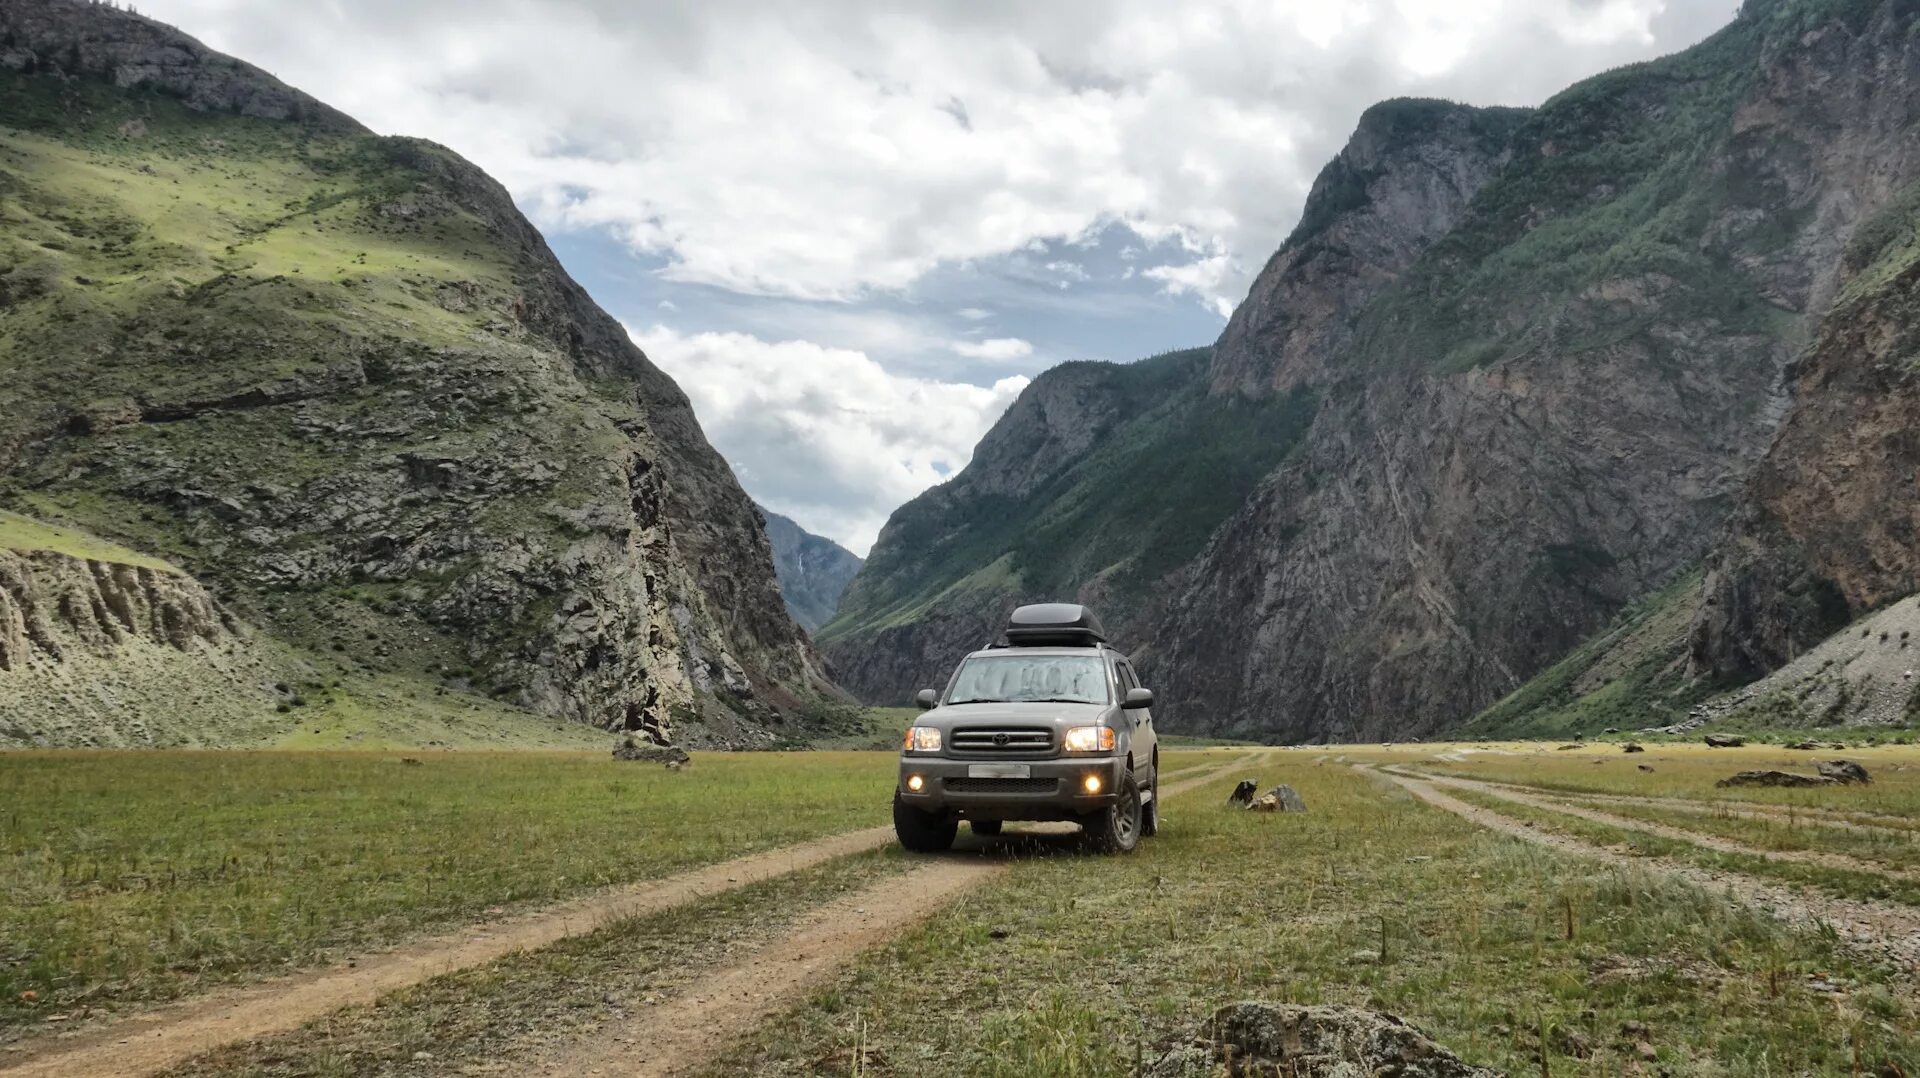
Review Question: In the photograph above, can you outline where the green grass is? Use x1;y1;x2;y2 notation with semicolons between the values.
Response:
0;750;894;1038
706;760;1917;1076
1419;743;1920;818
0;510;177;572
1446;786;1920;909
1563;796;1920;873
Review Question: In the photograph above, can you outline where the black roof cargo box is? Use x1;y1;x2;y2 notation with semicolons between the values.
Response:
1005;603;1107;647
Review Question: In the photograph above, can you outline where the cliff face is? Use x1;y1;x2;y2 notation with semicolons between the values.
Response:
0;0;826;746
836;0;1920;741
1693;198;1920;682
1163;1;1920;741
0;527;281;746
758;506;863;633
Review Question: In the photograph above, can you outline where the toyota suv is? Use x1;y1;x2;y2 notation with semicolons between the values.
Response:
892;603;1159;854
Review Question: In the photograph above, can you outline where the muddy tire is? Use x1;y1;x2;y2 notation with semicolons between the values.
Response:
970;819;1004;837
1084;770;1142;854
894;792;957;852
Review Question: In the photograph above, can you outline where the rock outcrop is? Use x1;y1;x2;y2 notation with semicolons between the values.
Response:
0;541;280;746
0;0;829;746
1146;1002;1499;1078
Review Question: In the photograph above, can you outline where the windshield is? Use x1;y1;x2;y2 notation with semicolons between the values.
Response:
945;654;1109;705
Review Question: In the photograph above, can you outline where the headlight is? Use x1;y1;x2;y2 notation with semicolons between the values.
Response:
1062;726;1116;753
904;726;942;752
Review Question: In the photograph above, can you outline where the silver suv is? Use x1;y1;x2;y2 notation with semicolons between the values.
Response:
892;604;1160;854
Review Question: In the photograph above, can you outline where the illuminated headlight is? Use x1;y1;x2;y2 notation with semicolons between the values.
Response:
1062;726;1116;753
906;774;926;792
904;726;942;752
1083;773;1103;794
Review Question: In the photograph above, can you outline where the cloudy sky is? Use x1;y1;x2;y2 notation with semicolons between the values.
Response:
141;0;1737;554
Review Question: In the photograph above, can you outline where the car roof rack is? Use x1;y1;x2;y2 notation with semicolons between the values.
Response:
1003;603;1107;647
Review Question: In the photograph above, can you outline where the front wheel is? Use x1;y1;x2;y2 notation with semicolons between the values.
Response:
893;792;957;852
1084;770;1142;854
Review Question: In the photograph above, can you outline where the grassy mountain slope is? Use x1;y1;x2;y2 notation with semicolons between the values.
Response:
0;0;829;747
820;348;1316;701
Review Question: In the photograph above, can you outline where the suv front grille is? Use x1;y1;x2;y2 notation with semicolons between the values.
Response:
946;777;1059;795
950;726;1055;753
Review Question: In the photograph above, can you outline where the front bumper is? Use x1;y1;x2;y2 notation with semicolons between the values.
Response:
896;754;1125;820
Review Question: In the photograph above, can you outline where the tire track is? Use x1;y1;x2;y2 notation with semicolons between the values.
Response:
1368;767;1920;976
1421;771;1920;834
0;828;897;1078
531;758;1254;1078
4;758;1255;1078
1394;768;1920;885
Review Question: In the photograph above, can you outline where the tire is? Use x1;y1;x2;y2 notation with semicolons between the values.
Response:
893;792;957;853
1084;770;1143;854
970;819;1004;837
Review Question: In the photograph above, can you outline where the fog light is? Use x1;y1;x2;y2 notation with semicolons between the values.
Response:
1083;774;1103;794
906;774;926;792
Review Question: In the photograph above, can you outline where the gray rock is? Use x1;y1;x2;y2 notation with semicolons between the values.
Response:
1816;759;1871;785
1704;734;1746;748
1145;1002;1501;1077
611;736;691;767
1716;769;1833;788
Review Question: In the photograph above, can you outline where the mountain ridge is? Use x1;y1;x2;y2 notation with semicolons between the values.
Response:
0;0;831;748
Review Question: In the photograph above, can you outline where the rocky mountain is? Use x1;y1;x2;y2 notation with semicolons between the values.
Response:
757;505;862;633
827;0;1920;743
0;0;831;747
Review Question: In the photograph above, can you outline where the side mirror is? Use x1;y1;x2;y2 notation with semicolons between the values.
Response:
915;689;939;711
1122;687;1154;710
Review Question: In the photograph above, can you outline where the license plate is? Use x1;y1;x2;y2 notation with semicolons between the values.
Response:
967;763;1031;779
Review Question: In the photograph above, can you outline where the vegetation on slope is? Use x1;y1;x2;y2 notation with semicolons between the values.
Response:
823;348;1315;646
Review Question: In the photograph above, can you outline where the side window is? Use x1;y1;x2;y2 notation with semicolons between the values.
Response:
1116;662;1139;691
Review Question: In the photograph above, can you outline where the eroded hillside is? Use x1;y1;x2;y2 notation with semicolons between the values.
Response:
0;0;831;746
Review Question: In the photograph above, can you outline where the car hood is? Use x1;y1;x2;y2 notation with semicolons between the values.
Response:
926;701;1109;727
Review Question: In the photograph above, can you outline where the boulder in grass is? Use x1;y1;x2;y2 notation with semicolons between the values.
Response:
1787;740;1819;750
612;736;691;767
1717;769;1833;788
1817;759;1871;785
1704;734;1746;748
1247;784;1307;813
1145;1002;1500;1077
1622;743;1645;753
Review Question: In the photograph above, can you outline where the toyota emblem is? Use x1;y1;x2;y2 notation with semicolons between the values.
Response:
992;732;1010;746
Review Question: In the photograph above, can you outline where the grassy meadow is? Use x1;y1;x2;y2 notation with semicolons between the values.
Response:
714;755;1919;1076
4;739;1919;1075
0;749;895;1037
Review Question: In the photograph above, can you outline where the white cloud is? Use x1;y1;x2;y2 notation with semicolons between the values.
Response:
950;337;1035;362
956;307;993;321
629;325;1028;554
139;0;1735;317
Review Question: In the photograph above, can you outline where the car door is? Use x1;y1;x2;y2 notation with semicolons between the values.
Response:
1115;658;1156;783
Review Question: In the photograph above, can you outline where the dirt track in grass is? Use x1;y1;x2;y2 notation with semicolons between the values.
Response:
0;826;896;1078
2;758;1251;1078
1402;768;1920;884
523;759;1251;1078
1372;767;1920;978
